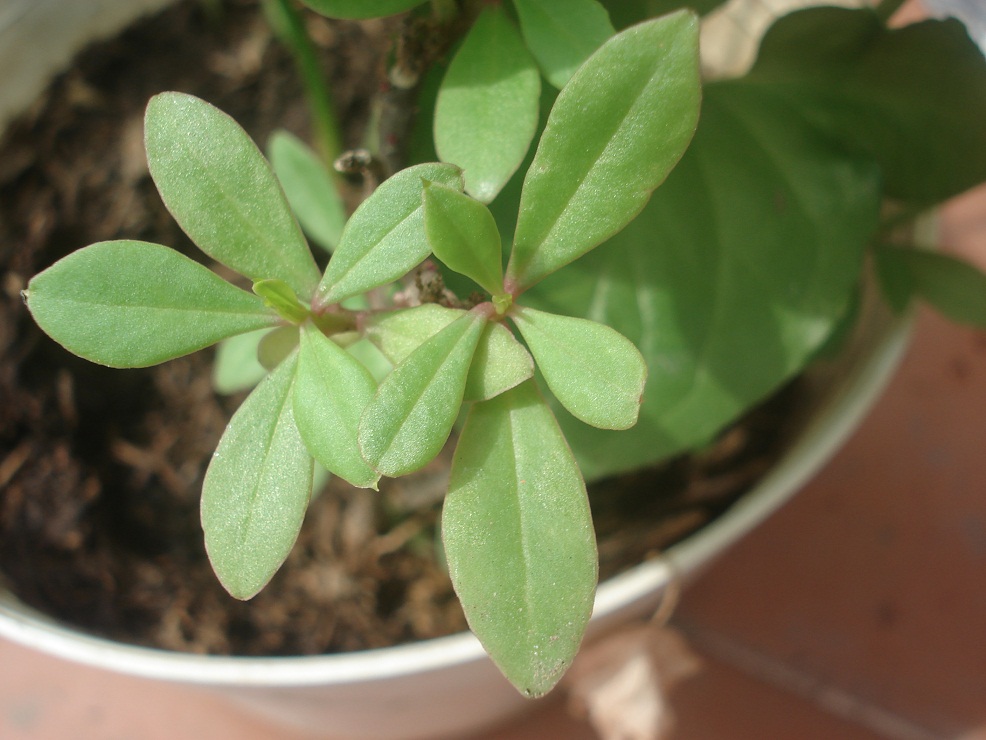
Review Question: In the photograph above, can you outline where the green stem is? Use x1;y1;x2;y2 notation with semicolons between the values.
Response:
263;0;343;162
874;0;906;25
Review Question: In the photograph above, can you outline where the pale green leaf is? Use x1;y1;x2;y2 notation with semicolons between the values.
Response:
464;321;534;402
512;0;615;89
316;163;464;305
294;324;380;488
512;307;645;429
434;6;541;203
257;325;300;370
144;92;320;298
253;278;309;323
424;182;503;295
213;329;270;394
25;240;278;369
443;379;597;697
298;0;426;19
269;129;346;253
359;310;486;477
874;246;986;328
364;304;464;364
505;10;701;291
201;353;313;599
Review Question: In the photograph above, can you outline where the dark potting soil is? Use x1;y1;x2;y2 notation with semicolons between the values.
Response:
0;0;800;656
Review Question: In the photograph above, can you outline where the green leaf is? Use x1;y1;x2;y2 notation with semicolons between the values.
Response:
213;329;270;394
359;310;486;477
316;163;464;305
257;325;300;370
269;129;346;253
874;246;986;328
364;304;464;364
434;6;541;204
144;92;320;298
424;182;503;295
464;321;534;402
512;0;615;89
601;0;726;28
746;8;986;207
294;324;381;488
253;278;309;323
25;240;278;368
506;10;701;291
511;307;645;429
201;353;313;599
442;379;597;697
297;0;426;19
524;81;882;479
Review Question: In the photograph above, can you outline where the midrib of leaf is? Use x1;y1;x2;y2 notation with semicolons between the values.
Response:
47;295;273;317
505;400;536;631
526;2;598;63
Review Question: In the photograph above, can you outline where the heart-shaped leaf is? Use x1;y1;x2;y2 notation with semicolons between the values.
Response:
512;0;615;88
316;163;464;305
294;324;381;488
201;352;313;600
298;0;427;19
505;10;701;291
435;5;541;203
145;92;320;298
25;240;278;368
443;379;597;697
359;309;486;477
511;306;645;429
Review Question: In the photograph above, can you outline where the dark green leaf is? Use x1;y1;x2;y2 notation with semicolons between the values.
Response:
512;0;614;88
201;353;312;599
601;0;726;28
294;324;381;488
506;10;701;291
443;379;596;697
25;240;278;368
316;163;464;305
424;182;503;295
269;129;346;253
746;8;986;206
435;6;541;203
511;307;645;429
144;92;320;298
875;246;986;327
298;0;426;19
359;310;486;477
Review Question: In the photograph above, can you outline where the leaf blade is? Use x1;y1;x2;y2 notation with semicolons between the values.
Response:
424;182;503;295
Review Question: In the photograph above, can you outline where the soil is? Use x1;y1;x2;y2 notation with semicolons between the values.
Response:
0;0;800;656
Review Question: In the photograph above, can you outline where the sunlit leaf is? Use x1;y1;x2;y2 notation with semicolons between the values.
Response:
435;6;540;203
506;10;701;291
25;240;278;368
269;129;346;253
359;310;486;477
874;246;986;328
424;182;503;295
201;353;312;599
144;92;320;298
464;321;534;402
298;0;426;19
443;379;597;697
316;163;464;305
511;307;645;429
294;324;380;488
364;304;464;364
512;0;614;88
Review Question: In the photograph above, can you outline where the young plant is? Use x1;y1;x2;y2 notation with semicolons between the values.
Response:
24;10;702;696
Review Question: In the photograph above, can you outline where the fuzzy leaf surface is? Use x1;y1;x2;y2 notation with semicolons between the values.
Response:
512;307;645;429
364;304;464;364
443;379;597;697
26;240;277;368
424;182;503;294
435;6;540;203
524;81;881;479
201;353;312;600
144;92;319;298
506;10;700;291
512;0;615;89
294;324;380;488
298;0;426;19
317;163;464;305
269;129;346;253
359;310;485;477
464;322;534;401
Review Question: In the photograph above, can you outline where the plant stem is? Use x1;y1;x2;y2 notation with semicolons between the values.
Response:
874;0;906;24
262;0;343;162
